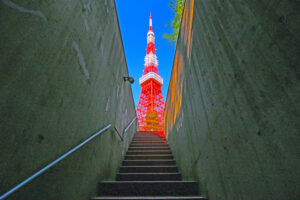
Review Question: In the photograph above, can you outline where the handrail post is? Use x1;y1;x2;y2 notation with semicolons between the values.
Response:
114;126;123;141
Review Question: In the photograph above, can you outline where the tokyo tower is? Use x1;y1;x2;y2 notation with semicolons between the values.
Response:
136;13;165;132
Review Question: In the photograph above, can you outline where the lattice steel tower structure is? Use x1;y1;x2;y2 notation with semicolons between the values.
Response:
136;13;165;132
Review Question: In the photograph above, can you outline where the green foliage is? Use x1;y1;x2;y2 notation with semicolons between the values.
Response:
163;0;185;45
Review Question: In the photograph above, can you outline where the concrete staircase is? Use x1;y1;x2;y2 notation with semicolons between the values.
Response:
91;131;207;200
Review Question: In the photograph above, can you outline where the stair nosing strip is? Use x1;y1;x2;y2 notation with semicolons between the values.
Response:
91;197;206;200
117;172;181;174
124;159;175;162
127;150;171;152
125;154;173;156
120;165;177;167
100;181;197;183
129;147;170;148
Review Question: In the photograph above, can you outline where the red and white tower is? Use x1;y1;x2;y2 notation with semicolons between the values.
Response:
136;13;165;132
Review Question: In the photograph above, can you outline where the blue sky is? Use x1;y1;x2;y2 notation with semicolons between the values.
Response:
115;0;175;106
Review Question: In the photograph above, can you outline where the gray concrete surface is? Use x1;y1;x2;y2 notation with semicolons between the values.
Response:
164;0;300;199
0;0;136;199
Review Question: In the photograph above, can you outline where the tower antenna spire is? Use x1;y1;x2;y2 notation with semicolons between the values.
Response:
149;12;152;30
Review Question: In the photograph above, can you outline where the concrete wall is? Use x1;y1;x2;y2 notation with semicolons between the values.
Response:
165;0;300;199
0;0;136;199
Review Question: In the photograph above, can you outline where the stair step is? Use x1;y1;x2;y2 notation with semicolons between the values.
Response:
133;137;165;140
135;133;163;136
125;155;173;160
122;160;176;166
131;140;167;144
131;141;167;144
131;139;168;144
129;147;170;151
130;142;168;145
116;173;181;181
135;132;161;135
134;134;163;137
120;166;178;173
130;144;169;147
98;181;199;196
91;196;207;200
127;150;172;155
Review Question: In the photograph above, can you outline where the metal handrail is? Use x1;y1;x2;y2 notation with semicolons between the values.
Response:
0;124;111;200
123;117;137;135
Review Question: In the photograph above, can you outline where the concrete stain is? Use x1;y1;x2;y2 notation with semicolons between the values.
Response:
84;18;89;32
1;0;46;20
72;41;90;80
105;97;110;112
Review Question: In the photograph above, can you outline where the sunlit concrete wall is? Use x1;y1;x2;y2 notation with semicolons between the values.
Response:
165;0;300;199
0;1;136;199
